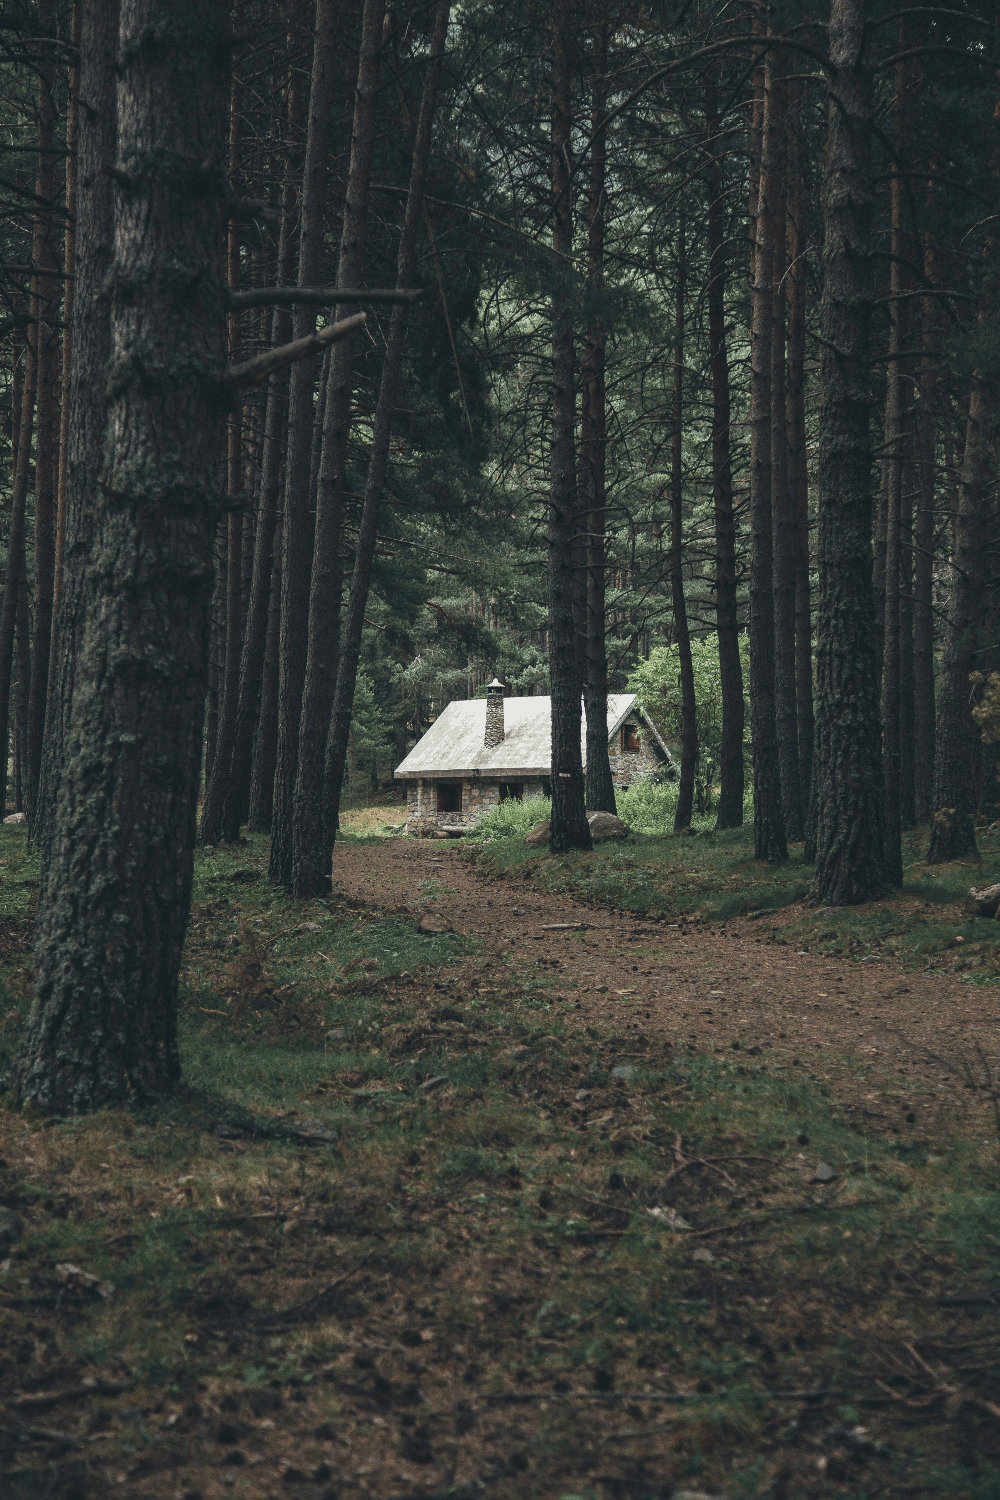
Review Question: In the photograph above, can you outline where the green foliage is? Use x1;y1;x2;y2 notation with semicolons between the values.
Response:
473;793;550;842
628;635;750;814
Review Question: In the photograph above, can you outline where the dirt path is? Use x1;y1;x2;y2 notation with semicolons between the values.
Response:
332;836;1000;1131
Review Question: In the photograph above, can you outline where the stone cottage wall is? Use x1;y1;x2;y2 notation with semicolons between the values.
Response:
403;777;549;835
607;719;661;790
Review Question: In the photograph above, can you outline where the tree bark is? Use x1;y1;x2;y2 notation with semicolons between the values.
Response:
33;0;119;857
705;69;744;831
322;0;452;865
748;36;787;864
268;0;339;888
811;0;886;905
12;0;228;1111
786;97;813;826
912;220;937;824
248;507;283;832
670;213;696;833
547;0;591;855
290;0;386;897
582;9;615;816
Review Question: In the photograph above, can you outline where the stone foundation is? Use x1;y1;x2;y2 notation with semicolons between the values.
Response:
403;778;548;836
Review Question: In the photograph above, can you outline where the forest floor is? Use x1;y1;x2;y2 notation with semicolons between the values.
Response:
1;821;999;1499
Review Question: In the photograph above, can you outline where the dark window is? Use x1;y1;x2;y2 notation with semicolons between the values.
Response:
436;782;462;813
499;782;523;802
621;723;641;753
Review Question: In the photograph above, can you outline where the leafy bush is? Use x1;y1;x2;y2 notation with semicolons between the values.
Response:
617;779;718;834
474;794;550;842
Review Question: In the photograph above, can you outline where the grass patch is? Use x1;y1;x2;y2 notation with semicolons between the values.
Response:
1;826;999;1496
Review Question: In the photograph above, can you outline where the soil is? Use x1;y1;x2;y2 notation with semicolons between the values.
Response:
332;836;1000;1130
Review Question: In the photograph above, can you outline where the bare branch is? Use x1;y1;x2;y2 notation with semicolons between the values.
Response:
224;312;367;388
228;286;424;310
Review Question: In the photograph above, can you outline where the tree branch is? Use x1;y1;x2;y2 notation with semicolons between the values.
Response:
228;285;424;310
224;312;367;388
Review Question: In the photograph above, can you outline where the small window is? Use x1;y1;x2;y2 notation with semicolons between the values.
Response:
499;782;524;802
436;782;462;813
621;723;641;754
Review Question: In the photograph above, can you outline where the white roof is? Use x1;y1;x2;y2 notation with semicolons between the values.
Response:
394;693;665;780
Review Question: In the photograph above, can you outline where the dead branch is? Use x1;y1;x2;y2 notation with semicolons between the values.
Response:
224;312;367;388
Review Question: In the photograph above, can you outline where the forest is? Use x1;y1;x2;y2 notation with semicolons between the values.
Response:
1;0;1000;1495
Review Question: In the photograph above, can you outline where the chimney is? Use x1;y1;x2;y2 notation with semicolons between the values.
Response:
484;678;505;747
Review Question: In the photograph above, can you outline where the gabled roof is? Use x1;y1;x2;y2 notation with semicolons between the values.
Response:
394;693;669;780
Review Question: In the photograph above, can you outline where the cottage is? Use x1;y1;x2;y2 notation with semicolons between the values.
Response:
394;680;672;835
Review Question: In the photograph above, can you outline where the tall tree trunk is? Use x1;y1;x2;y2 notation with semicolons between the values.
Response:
786;99;813;827
670;214;696;833
322;0;452;864
769;72;802;840
582;10;615;815
811;0;886;905
546;0;591;854
52;0;81;621
748;38;787;864
927;370;994;862
290;0;386;897
12;0;228;1112
268;0;339;888
912;220;937;823
33;0;119;857
25;0;61;822
0;318;37;815
237;58;305;836
200;38;245;845
705;69;744;830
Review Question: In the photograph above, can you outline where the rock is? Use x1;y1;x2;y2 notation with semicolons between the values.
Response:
0;1207;24;1251
648;1206;691;1231
811;1161;838;1184
610;1064;638;1081
54;1261;114;1299
586;810;631;842
417;913;452;935
691;1246;715;1264
524;818;550;846
287;1116;337;1145
325;1026;350;1043
967;881;1000;918
2;811;26;825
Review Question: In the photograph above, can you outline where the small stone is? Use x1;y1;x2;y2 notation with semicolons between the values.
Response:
610;1064;638;1081
574;1088;590;1101
671;1066;692;1083
648;1206;691;1231
55;1261;114;1299
2;811;26;825
586;810;631;842
325;1026;350;1043
691;1246;715;1264
288;1116;337;1144
524;819;550;847
811;1161;838;1184
417;913;452;935
0;1207;24;1252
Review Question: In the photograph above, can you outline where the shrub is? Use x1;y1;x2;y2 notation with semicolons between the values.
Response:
474;794;550;842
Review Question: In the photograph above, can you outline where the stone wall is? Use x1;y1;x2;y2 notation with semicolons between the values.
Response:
403;778;548;836
607;718;661;790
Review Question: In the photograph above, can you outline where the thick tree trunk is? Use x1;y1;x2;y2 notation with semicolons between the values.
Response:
913;226;937;823
268;0;339;888
547;0;591;854
52;0;81;620
705;70;744;831
26;0;61;822
748;42;787;864
248;511;283;832
12;0;228;1112
786;104;813;826
927;373;993;863
769;73;802;841
811;0;886;905
290;0;386;897
322;0;452;866
33;0;119;856
582;10;615;816
670;216;696;833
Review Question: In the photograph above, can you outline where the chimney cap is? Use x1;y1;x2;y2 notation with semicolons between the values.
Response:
486;677;505;691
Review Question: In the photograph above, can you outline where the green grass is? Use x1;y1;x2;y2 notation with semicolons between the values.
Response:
1;825;999;1495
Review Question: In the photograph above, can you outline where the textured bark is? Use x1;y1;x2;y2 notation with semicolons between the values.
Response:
582;11;615;816
0;322;35;814
290;0;386;896
199;42;245;846
52;0;81;619
927;374;993;863
26;0;61;820
786;105;813;822
12;0;228;1111
268;0;339;888
546;0;591;855
705;70;744;830
769;72;802;840
238;60;305;836
912;225;937;823
811;0;886;905
33;0;119;855
748;39;787;864
323;0;452;863
670;216;696;833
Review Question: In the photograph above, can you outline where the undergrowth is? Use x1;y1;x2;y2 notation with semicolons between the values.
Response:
1;825;998;1497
